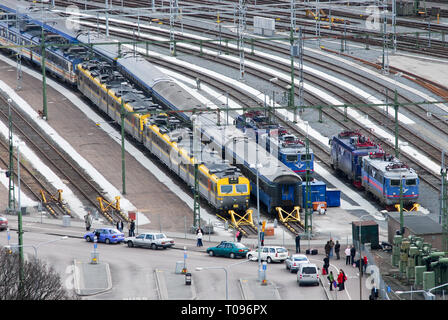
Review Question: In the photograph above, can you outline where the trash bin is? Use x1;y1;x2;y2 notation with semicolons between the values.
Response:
185;273;192;285
62;215;71;227
175;261;185;274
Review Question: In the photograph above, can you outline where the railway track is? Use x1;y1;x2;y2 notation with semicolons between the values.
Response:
0;96;128;224
86;16;446;190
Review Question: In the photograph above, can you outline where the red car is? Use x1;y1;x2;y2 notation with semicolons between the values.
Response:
0;216;8;231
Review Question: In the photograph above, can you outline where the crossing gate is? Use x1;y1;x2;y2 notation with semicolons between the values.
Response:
276;206;303;233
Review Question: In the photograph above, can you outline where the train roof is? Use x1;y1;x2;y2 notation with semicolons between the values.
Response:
333;131;380;154
363;154;418;178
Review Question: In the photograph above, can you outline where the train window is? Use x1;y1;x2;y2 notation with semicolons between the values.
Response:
286;155;298;162
406;179;417;186
235;184;247;193
220;185;233;194
300;154;312;161
390;179;400;186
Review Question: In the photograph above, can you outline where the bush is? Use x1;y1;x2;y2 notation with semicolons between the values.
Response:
0;248;77;300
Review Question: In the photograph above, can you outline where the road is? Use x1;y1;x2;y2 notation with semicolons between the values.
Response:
0;229;327;300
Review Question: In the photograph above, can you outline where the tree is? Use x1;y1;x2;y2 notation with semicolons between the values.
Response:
0;248;77;300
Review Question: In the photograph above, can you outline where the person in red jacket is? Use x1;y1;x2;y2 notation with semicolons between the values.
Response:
337;269;347;291
363;256;368;274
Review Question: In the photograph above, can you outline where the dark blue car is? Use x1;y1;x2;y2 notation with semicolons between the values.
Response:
84;228;125;244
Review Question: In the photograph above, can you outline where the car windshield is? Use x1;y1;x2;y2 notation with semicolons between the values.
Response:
277;248;287;253
234;243;247;249
156;234;166;239
294;257;308;261
302;267;317;274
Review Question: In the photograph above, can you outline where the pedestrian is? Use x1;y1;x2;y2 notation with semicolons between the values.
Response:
345;246;351;265
196;230;203;247
337;269;347;291
84;212;92;231
335;240;341;260
295;233;301;253
363;255;368;273
260;231;265;246
329;238;335;259
327;271;335;292
324;241;331;258
350;245;356;265
129;220;135;237
116;220;124;232
323;256;330;275
236;230;243;242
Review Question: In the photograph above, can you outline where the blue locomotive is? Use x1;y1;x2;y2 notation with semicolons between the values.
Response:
361;152;419;209
235;111;314;176
329;131;382;188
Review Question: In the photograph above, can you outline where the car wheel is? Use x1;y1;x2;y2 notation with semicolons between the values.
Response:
230;253;236;259
267;257;272;263
247;254;253;260
151;244;157;250
208;251;214;257
105;238;110;244
127;241;134;248
163;247;167;250
86;236;92;242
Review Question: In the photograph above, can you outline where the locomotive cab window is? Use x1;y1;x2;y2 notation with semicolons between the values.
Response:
390;179;400;186
286;155;298;162
406;179;417;186
220;185;233;194
300;154;312;161
235;184;247;193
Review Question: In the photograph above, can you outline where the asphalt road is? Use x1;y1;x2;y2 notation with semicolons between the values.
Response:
0;230;327;300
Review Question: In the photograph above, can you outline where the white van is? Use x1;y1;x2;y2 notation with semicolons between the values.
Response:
297;263;320;286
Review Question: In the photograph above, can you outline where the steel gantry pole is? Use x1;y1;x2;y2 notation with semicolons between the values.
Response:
192;115;201;229
41;27;48;120
290;0;296;121
238;0;246;80
394;89;399;158
7;98;15;213
120;82;127;195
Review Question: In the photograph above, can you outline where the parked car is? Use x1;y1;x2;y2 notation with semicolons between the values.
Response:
206;241;249;259
246;246;288;263
84;228;125;244
125;232;175;249
285;254;310;273
0;216;8;231
297;263;320;286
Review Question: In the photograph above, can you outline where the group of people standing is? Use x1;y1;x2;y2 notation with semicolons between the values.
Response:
323;238;347;291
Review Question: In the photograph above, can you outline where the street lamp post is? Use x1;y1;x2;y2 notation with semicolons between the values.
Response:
5;236;68;259
250;147;263;282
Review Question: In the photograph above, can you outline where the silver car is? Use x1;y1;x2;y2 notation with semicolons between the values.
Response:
285;254;310;273
297;263;320;286
125;232;175;250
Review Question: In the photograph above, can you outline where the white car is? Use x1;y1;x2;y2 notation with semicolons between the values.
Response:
125;232;175;250
246;246;288;263
297;263;320;286
285;254;310;273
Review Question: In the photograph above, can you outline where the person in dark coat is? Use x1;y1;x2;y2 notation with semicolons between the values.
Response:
116;220;124;232
323;256;330;275
335;240;341;260
350;245;356;265
295;234;301;253
129;220;136;237
236;230;243;242
324;241;331;258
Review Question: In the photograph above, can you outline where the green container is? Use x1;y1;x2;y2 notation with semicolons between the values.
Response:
423;271;435;291
399;260;407;273
406;266;415;280
414;266;426;287
392;254;399;267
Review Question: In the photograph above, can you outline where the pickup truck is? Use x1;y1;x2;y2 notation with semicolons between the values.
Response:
125;232;175;250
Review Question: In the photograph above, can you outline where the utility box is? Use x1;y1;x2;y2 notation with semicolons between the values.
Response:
326;189;341;207
302;180;326;208
352;220;380;249
62;215;71;227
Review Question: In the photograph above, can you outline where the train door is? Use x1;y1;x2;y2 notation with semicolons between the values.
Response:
281;184;294;204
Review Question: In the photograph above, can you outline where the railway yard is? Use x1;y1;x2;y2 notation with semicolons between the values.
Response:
0;0;447;301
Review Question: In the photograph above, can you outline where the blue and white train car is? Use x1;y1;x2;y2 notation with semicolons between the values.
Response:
329;130;382;188
235;111;314;176
361;153;419;208
0;1;87;85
